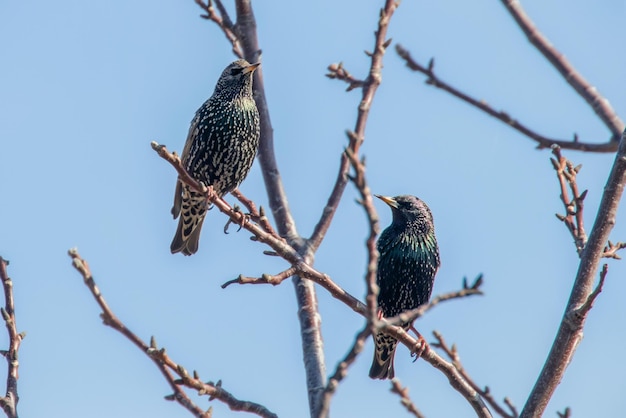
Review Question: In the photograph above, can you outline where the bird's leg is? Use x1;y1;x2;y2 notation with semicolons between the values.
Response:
223;205;250;234
409;325;429;362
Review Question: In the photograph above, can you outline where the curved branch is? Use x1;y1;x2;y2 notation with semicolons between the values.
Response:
309;0;399;251
68;249;277;418
521;129;626;417
500;0;624;139
395;45;617;153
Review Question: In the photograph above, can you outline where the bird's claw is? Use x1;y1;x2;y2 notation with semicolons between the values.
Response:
223;206;251;234
410;333;428;362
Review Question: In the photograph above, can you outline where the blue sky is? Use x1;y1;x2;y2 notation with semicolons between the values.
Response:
1;1;625;417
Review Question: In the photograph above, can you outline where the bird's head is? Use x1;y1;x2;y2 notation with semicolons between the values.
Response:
375;194;434;227
214;59;261;98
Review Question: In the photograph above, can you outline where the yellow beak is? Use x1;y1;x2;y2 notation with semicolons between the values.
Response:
242;62;261;74
374;195;398;209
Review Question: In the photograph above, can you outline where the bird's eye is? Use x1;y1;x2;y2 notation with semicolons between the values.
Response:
230;68;243;76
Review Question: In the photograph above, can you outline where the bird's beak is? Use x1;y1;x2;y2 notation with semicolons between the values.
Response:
374;195;398;209
242;62;261;74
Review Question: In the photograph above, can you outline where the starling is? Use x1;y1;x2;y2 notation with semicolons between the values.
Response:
170;59;261;255
369;195;441;380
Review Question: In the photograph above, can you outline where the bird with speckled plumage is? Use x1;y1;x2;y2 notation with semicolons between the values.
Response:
170;59;261;256
369;194;441;380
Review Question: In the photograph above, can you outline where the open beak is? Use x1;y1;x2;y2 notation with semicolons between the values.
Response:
242;62;261;74
374;195;398;209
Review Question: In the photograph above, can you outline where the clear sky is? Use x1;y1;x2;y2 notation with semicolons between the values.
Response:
1;1;625;417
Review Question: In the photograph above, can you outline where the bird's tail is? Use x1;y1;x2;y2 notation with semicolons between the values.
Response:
170;185;208;256
369;332;399;380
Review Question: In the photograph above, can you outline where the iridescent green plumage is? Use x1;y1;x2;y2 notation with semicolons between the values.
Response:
369;195;440;380
170;59;261;255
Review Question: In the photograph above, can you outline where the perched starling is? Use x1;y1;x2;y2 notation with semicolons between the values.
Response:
170;59;261;255
369;195;441;380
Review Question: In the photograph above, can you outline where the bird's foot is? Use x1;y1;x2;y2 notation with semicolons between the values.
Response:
223;205;251;234
409;329;429;362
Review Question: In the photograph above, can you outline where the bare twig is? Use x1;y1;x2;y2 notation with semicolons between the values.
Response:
326;63;365;91
521;130;626;418
557;407;571;418
386;327;493;417
500;0;624;140
309;0;399;251
317;326;371;418
68;249;277;418
194;0;243;58
390;378;426;418
385;275;484;327
432;332;516;418
221;267;297;288
231;189;281;238
396;45;617;153
0;258;22;418
550;145;588;254
602;240;626;260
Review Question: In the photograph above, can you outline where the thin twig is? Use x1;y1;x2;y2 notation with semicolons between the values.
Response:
432;332;516;418
396;45;617;153
390;378;426;418
521;129;626;417
550;145;588;254
317;326;371;418
309;0;399;251
68;249;277;418
385;275;484;327
194;0;243;58
500;0;624;140
221;267;297;288
0;258;22;418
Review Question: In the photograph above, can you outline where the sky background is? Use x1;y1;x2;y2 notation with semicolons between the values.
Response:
1;1;625;417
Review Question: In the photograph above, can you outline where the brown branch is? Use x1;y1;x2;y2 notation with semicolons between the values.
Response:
432;332;516;418
326;63;365;91
521;130;626;417
500;0;624;140
550;145;588;254
68;249;277;418
221;267;296;288
194;0;243;58
385;275;484;327
390;378;426;418
557;407;571;418
602;240;626;260
384;327;493;417
152;142;367;314
231;189;280;238
396;45;617;153
0;258;22;418
308;0;399;251
317;326;371;418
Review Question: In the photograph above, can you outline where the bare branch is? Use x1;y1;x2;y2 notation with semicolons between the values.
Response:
432;332;516;418
68;249;277;418
390;378;425;418
309;0;400;251
522;130;626;417
317;326;371;418
550;145;588;254
194;0;243;58
557;407;571;418
326;63;365;91
602;240;626;260
0;258;22;418
384;275;484;327
384;327;493;417
221;267;297;288
395;45;617;153
500;0;624;140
